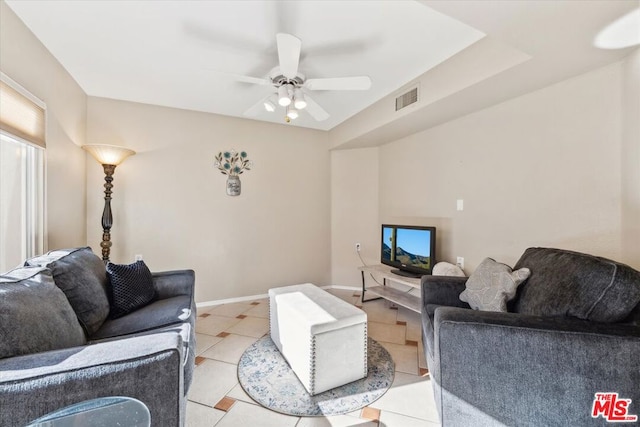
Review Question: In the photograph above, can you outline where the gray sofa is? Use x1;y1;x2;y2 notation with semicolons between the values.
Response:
0;247;196;426
421;247;640;427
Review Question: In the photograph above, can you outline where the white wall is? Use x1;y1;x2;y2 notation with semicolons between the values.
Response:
621;48;640;268
330;148;379;286
332;60;635;282
0;1;87;252
86;97;331;303
380;61;626;272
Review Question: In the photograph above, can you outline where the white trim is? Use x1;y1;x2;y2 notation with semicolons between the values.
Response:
329;285;361;291
0;71;46;109
195;285;360;309
196;293;269;309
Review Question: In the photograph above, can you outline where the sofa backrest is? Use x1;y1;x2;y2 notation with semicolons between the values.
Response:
0;266;86;359
512;247;640;323
25;247;111;336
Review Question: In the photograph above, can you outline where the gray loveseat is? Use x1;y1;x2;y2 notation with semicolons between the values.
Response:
421;247;640;427
0;247;196;426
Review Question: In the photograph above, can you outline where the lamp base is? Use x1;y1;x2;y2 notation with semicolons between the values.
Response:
100;164;116;262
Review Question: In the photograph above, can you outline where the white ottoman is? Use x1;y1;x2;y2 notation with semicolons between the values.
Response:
269;283;368;395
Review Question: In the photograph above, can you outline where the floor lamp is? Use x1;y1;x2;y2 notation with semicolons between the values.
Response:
82;144;136;262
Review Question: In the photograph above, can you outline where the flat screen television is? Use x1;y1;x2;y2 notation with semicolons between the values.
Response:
381;224;436;277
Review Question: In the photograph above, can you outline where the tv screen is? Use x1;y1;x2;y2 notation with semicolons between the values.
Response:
381;224;436;277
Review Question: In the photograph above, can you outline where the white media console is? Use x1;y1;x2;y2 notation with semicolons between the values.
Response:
357;264;422;313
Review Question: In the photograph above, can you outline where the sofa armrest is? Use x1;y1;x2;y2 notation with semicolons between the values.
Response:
433;307;640;427
421;275;470;309
152;269;195;300
0;333;184;427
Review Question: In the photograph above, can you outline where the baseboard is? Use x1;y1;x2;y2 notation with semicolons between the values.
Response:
196;293;269;309
330;285;360;291
195;285;361;309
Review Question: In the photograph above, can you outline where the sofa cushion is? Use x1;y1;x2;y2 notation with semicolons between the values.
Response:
513;247;640;322
106;260;157;319
25;247;110;336
90;295;194;340
0;266;86;358
460;258;530;312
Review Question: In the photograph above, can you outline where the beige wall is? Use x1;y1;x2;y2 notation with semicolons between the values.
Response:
4;0;637;295
330;148;379;286
328;36;530;150
621;48;640;268
0;1;87;251
86;97;331;303
332;60;634;284
379;62;625;273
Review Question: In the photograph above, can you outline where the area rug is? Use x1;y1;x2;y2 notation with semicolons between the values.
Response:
237;336;395;416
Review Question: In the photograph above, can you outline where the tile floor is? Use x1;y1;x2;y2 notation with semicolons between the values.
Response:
187;288;440;427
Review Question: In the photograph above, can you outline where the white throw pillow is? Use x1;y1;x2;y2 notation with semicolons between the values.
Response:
459;257;530;312
432;261;466;277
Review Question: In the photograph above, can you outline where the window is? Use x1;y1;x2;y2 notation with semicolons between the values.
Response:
0;73;45;272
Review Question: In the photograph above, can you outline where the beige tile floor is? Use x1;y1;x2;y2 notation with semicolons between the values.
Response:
187;288;440;427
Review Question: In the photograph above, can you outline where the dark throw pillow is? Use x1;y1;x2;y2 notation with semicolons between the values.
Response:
0;266;86;358
25;247;110;336
107;260;157;319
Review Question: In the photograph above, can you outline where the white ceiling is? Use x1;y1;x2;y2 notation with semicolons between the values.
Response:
4;0;485;131
5;0;639;134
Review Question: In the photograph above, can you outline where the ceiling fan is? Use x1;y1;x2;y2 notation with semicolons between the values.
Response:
233;33;372;123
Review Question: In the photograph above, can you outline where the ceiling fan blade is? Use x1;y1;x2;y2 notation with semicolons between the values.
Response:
216;71;270;86
304;94;330;122
232;75;271;85
276;33;302;79
243;94;275;117
304;76;372;91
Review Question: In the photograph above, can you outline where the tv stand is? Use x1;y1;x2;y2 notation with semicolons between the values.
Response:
357;264;423;313
390;269;422;279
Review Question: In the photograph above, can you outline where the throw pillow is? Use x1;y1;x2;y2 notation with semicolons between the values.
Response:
513;247;640;322
25;247;110;337
432;261;466;277
460;257;531;312
106;260;157;319
0;266;86;358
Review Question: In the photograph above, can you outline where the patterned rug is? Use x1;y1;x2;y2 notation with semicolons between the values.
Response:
237;336;395;416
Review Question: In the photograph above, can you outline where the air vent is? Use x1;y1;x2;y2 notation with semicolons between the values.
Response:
395;86;418;111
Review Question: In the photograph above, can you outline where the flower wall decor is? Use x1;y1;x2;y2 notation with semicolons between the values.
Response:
214;150;252;196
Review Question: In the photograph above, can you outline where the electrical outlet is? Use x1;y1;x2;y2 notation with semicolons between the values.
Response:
135;254;143;261
355;243;361;252
456;256;464;269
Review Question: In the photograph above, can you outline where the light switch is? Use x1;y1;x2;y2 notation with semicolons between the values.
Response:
457;199;464;211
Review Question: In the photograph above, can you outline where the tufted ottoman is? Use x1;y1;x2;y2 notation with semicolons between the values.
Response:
268;283;368;395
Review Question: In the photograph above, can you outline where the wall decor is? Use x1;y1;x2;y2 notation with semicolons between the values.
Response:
214;150;252;196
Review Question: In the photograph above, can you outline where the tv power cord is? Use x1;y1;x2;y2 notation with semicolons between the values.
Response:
356;245;384;286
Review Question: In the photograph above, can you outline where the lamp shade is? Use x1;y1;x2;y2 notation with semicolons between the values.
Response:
278;85;291;107
286;106;299;120
82;144;136;166
264;99;276;112
293;88;306;110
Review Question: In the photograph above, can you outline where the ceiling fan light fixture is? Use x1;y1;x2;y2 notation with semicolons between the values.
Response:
278;85;291;107
293;88;307;110
263;99;276;112
286;105;299;120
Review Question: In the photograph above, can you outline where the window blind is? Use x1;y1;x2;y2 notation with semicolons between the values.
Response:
0;75;45;148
